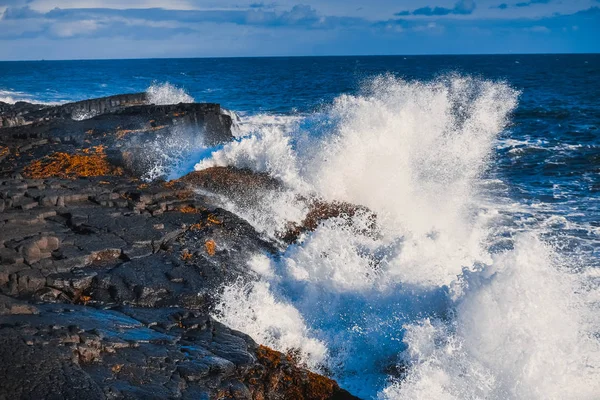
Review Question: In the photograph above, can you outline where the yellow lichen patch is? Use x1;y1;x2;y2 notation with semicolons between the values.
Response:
177;205;200;214
207;214;222;225
137;183;149;190
0;146;9;158
23;146;123;179
85;129;94;135
80;295;92;305
111;364;123;374
181;250;192;261
205;240;216;256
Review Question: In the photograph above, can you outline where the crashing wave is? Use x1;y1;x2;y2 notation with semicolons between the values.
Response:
190;75;600;399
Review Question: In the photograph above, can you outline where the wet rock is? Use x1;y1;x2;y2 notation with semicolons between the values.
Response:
0;294;38;315
0;247;23;265
0;93;359;398
243;345;360;400
282;200;375;243
0;304;353;399
0;93;148;127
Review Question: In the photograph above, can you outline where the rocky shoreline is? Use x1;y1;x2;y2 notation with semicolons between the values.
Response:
0;94;360;399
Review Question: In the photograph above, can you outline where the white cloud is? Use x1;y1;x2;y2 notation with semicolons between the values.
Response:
49;19;99;37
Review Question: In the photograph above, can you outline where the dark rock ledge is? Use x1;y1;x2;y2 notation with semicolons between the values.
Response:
0;95;360;399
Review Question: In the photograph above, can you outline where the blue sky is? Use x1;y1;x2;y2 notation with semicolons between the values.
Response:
0;0;598;60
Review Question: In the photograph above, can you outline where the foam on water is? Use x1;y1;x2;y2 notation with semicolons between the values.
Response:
193;75;600;398
382;235;600;400
0;89;61;105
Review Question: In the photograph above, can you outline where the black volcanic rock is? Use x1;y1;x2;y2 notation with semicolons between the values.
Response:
0;92;148;128
0;93;360;399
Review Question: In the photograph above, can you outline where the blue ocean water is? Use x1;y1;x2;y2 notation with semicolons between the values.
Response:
2;55;600;398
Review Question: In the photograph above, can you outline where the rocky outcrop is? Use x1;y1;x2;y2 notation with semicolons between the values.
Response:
0;97;233;180
0;94;360;399
0;300;359;399
179;167;376;244
0;93;148;128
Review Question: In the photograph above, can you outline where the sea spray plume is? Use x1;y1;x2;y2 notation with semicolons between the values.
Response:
146;82;194;105
132;124;210;181
307;75;518;235
214;274;329;371
297;75;520;286
206;75;522;397
196;121;309;191
203;75;518;397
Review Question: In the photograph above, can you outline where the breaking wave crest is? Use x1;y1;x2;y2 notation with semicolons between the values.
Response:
195;75;600;398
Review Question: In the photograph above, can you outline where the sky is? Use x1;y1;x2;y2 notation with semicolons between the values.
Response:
0;0;598;60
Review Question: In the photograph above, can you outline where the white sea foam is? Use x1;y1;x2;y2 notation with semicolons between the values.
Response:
0;89;61;105
198;75;600;398
146;82;194;105
214;276;328;371
382;235;600;400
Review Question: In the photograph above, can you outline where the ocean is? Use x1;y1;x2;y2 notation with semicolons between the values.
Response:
1;54;599;399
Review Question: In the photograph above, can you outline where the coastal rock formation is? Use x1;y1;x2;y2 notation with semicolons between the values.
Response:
179;167;377;244
0;94;359;399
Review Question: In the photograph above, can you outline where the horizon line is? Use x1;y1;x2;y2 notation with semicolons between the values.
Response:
0;51;598;63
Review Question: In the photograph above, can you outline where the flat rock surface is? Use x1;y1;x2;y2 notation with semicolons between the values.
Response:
0;94;359;399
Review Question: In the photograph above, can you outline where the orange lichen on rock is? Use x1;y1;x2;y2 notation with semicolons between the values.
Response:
205;240;216;256
247;345;354;400
177;205;200;214
163;180;177;189
256;345;284;368
23;146;123;179
207;214;222;225
189;223;203;231
181;250;192;261
281;200;375;244
0;146;9;158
